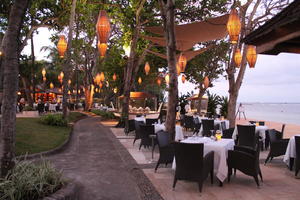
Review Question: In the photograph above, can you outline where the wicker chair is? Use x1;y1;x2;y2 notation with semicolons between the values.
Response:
295;136;300;176
154;131;174;172
146;118;159;125
133;120;144;145
227;145;263;186
173;142;214;192
237;125;257;149
183;115;195;131
193;117;201;135
265;129;289;164
222;128;234;139
201;119;215;137
139;124;156;150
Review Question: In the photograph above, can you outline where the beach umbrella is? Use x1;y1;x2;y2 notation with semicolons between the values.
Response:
227;8;241;44
246;45;257;68
57;35;67;58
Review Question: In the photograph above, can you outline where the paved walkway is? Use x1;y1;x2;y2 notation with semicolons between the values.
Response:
46;116;162;200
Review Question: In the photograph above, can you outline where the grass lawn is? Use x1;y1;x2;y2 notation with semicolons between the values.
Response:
15;112;86;156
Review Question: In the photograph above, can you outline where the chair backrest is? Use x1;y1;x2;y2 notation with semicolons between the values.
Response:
222;128;234;139
259;121;265;126
146;118;158;125
194;117;200;124
139;124;155;138
267;129;281;143
174;142;204;178
128;120;136;132
135;120;144;136
220;121;226;131
156;131;170;147
249;121;256;125
202;119;214;131
184;115;194;128
281;124;286;136
237;125;257;149
295;136;300;160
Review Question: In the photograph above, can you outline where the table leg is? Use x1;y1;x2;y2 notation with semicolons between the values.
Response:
219;180;223;187
151;138;154;159
289;158;294;171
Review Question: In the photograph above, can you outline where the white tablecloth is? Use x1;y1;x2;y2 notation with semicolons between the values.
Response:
134;116;146;123
283;135;300;165
49;104;57;112
232;125;268;140
172;137;235;182
154;124;184;141
195;117;229;134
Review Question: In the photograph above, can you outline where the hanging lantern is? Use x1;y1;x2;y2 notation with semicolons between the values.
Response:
234;48;242;68
95;88;99;93
43;76;46;82
100;72;105;81
113;73;117;81
95;73;101;85
42;68;46;77
246;45;257;68
96;10;111;43
178;53;187;72
144;62;150;75
165;74;170;85
176;63;181;75
181;74;186;83
97;42;107;58
157;78;161;86
113;87;118;94
68;90;71;95
57;35;67;58
58;75;62;84
227;8;241;44
78;90;81;94
60;71;64;80
50;82;54;89
203;76;210;89
68;79;72;85
138;77;142;85
99;82;103;89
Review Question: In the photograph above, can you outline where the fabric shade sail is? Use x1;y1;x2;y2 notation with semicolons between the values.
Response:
145;14;229;45
145;45;214;61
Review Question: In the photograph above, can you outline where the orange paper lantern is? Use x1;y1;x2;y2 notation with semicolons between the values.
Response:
138;77;142;85
43;76;46;82
157;78;161;86
96;10;111;43
100;72;105;81
227;8;241;44
178;53;187;72
95;73;101;85
181;74;186;83
42;68;46;77
165;74;170;85
57;35;67;58
176;63;181;75
68;90;71;95
246;45;257;68
144;62;150;75
113;73;117;81
97;42;107;58
203;76;209;89
68;79;71;85
234;48;242;68
99;82;103;89
50;82;54;89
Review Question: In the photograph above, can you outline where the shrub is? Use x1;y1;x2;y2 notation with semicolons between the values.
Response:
39;114;67;127
0;160;65;200
219;96;228;118
91;110;115;120
23;106;34;111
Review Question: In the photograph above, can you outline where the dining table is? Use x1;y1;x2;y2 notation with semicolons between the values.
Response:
172;136;235;183
283;134;300;170
154;123;184;141
194;116;230;133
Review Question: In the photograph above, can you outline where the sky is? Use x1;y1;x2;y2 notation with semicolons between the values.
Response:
23;28;300;103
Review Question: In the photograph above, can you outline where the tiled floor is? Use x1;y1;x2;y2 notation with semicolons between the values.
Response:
104;120;300;200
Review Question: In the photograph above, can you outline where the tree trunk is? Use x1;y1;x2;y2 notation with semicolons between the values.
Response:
30;32;35;106
62;0;77;119
0;0;30;177
160;0;177;140
197;87;206;114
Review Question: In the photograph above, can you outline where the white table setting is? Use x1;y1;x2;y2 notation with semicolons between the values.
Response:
172;136;235;182
153;123;184;141
283;134;300;168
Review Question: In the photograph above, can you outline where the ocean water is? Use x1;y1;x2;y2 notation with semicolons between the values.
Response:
240;103;300;125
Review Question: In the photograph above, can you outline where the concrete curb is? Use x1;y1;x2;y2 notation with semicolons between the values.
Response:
43;181;81;200
17;114;88;160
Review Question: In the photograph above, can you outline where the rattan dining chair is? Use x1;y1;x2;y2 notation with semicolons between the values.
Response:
295;136;300;176
155;131;174;172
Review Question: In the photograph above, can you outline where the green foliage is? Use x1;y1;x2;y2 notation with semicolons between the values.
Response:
207;91;220;116
0;159;64;200
219;96;228;118
91;110;115;120
39;114;67;127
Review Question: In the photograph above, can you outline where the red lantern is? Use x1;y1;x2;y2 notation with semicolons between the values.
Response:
178;53;187;72
113;73;117;81
98;42;107;58
57;35;67;58
144;62;150;75
96;10;111;43
234;48;242;68
227;8;241;44
246;45;257;68
181;74;186;83
203;76;209;89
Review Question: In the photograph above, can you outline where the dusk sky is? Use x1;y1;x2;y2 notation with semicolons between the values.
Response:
24;28;300;103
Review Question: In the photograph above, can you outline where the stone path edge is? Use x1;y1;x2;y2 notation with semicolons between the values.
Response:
17;114;88;161
43;180;81;200
101;121;164;200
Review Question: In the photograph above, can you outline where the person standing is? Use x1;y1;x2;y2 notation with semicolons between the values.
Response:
236;103;246;120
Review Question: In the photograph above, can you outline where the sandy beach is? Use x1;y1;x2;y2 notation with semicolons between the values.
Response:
236;118;300;138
